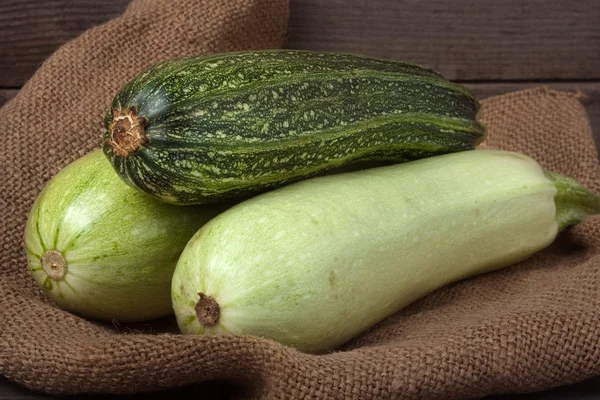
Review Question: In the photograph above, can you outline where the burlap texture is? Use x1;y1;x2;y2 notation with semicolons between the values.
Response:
1;0;599;398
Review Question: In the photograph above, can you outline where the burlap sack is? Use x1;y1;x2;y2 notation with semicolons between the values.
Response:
1;0;598;398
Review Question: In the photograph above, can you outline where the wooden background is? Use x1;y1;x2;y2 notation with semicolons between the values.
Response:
0;0;599;146
1;0;599;399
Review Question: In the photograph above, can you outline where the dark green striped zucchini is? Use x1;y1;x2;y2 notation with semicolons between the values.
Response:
103;50;485;205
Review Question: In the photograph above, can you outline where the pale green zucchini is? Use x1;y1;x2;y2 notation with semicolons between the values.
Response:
171;150;600;352
24;150;222;322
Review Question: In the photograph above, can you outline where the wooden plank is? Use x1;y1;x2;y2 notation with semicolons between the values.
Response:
464;82;600;148
0;0;599;86
0;89;18;108
0;0;129;87
287;0;600;81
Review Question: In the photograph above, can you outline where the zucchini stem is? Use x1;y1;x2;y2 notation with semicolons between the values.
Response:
40;250;67;281
195;293;220;326
546;171;600;231
107;105;149;157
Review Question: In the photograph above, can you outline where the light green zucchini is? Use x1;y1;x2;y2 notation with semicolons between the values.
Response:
171;150;600;352
24;150;222;322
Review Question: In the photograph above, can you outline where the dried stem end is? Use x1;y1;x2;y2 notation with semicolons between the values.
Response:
195;293;220;326
40;250;67;281
107;105;149;157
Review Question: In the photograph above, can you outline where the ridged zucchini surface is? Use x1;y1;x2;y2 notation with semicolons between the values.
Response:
104;50;485;204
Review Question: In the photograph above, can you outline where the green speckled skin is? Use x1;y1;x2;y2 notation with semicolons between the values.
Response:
24;150;222;322
104;50;486;205
172;150;562;352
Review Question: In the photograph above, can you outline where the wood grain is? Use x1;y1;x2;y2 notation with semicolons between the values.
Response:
287;0;600;81
1;0;599;86
0;0;130;87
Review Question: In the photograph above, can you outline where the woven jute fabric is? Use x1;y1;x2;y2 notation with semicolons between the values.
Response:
1;0;599;398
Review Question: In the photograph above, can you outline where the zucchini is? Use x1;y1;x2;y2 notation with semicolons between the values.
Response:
24;150;221;322
103;50;485;205
171;150;600;352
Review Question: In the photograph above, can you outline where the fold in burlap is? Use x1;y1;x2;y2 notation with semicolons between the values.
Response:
1;0;598;398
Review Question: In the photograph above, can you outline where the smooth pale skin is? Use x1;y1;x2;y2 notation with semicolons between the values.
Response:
24;150;222;322
172;150;560;353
